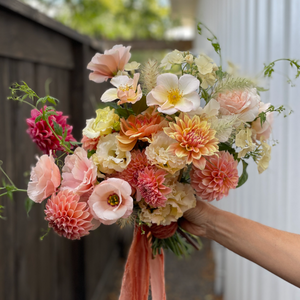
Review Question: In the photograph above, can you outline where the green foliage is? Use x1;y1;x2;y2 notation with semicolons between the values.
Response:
237;160;248;188
197;22;222;65
22;0;175;40
25;197;35;217
213;76;256;97
0;205;5;220
8;82;39;103
151;229;202;258
255;104;287;127
40;227;51;241
98;101;134;118
263;58;300;85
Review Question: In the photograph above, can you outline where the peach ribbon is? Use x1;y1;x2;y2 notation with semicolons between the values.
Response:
119;226;166;300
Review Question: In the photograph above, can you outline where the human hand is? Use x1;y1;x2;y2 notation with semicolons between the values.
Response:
179;199;219;238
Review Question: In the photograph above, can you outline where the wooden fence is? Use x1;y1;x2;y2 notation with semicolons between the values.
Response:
0;1;129;299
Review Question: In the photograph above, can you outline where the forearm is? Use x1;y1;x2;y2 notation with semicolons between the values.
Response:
206;207;300;287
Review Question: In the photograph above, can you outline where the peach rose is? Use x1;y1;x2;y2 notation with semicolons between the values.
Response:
27;153;61;203
215;88;260;122
251;103;274;141
61;147;97;197
88;178;133;225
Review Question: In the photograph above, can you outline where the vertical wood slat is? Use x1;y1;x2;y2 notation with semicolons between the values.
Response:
196;0;300;299
0;2;123;300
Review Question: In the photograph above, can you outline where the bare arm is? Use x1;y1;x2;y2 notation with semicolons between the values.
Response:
180;200;300;288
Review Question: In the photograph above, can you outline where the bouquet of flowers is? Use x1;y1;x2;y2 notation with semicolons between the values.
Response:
0;24;297;300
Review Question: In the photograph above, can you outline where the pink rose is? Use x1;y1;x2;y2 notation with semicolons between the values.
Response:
27;153;61;203
88;178;133;225
251;103;274;141
61;147;97;197
216;88;260;122
87;45;131;83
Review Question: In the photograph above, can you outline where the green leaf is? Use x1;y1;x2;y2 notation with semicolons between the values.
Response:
132;95;147;115
34;115;43;123
25;197;35;217
237;160;248;188
36;97;48;107
87;149;96;159
218;143;236;156
40;227;51;241
69;141;81;146
47;96;59;106
52;120;63;136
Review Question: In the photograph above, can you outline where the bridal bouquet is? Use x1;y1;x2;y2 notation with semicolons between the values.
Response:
1;24;296;300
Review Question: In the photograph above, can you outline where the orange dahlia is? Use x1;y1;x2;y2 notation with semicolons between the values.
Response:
190;151;239;201
164;113;218;169
117;107;168;151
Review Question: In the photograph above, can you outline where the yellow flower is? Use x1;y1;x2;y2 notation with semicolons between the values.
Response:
236;127;256;158
195;54;218;89
82;107;119;139
139;182;196;225
257;139;271;174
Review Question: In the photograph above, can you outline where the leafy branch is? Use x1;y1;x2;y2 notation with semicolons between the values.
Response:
263;58;300;85
197;21;222;67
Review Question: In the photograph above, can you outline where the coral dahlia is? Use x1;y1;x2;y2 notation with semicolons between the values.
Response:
117;107;168;151
26;107;76;154
190;151;239;201
45;190;96;240
136;167;171;208
164;114;219;170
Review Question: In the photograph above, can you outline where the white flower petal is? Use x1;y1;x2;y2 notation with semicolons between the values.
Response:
157;73;178;90
178;74;200;95
101;88;118;102
110;75;132;87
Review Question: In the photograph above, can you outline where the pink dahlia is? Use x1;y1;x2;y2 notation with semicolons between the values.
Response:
45;190;97;240
190;151;239;201
117;150;153;191
26;107;76;154
136;167;171;208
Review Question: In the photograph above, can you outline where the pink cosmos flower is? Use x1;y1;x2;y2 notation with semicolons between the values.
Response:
136;167;171;208
45;190;97;240
251;102;274;141
215;88;260;122
27;152;61;203
190;151;239;201
146;73;201;114
61;147;97;197
88;178;133;225
101;73;142;105
87;45;131;83
26;107;76;154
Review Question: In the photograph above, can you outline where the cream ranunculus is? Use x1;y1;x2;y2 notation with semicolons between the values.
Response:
82;107;120;139
160;50;185;69
139;182;196;225
145;131;187;175
195;54;218;89
92;132;131;174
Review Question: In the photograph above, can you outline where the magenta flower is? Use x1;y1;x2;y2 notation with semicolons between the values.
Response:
26;107;76;154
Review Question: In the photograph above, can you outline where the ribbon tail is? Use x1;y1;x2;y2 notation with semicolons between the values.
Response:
119;226;150;300
150;249;166;300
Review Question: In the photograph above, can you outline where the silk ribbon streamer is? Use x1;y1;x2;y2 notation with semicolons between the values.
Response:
119;226;166;300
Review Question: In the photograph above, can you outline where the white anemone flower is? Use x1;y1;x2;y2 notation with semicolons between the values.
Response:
146;73;201;115
101;73;142;105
